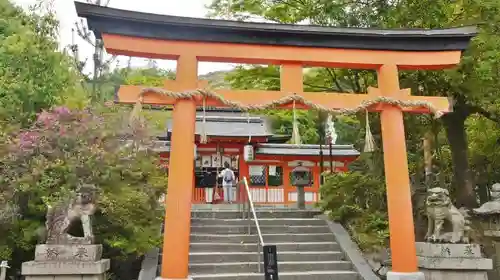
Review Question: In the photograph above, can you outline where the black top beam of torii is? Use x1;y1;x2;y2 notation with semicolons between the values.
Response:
74;1;476;52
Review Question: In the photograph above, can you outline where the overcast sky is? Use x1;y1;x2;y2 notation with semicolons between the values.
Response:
12;0;236;75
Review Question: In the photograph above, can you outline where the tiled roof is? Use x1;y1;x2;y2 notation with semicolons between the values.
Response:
152;141;360;157
166;111;274;137
256;143;359;157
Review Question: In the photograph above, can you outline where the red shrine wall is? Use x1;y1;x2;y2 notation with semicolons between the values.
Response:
159;143;352;205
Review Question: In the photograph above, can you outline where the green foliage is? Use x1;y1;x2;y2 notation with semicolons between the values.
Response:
225;65;280;90
0;2;178;277
264;110;319;144
0;106;166;266
88;66;174;134
0;0;80;127
124;67;175;87
123;67;174;133
224;65;371;144
225;65;318;143
467;116;500;198
89;66;175;103
394;0;500;116
207;0;394;26
319;171;389;252
468;117;500;178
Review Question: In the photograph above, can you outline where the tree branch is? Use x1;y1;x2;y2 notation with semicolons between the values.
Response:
347;70;359;92
325;68;344;92
75;21;95;47
102;56;117;69
303;82;337;91
353;71;363;92
270;0;303;9
469;104;500;124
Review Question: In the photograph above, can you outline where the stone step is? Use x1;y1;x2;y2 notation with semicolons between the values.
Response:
189;260;353;274
191;210;321;219
191;218;327;226
190;242;340;252
189;251;345;263
190;225;331;234
189;270;359;280
190;233;336;243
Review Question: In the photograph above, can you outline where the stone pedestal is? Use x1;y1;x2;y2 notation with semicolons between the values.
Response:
416;242;493;280
296;186;305;210
22;244;110;280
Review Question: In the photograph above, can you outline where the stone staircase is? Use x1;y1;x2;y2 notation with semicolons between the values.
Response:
187;209;361;280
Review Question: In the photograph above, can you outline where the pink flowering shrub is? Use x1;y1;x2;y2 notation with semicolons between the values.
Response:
0;105;166;261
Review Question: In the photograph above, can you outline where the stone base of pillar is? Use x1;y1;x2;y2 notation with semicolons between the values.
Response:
22;244;110;280
416;242;493;280
387;271;425;280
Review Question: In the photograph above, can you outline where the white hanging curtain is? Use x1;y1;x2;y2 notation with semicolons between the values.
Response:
326;114;338;144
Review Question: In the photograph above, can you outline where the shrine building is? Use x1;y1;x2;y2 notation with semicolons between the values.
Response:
154;108;360;205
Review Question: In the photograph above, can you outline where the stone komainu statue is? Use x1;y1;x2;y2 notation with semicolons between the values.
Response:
425;187;470;244
45;185;97;245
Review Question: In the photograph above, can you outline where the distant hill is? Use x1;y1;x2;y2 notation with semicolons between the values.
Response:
200;70;232;89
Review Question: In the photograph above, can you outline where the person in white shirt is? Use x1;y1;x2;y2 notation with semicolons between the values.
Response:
219;162;236;203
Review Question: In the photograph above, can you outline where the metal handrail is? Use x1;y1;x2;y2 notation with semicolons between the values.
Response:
237;177;265;272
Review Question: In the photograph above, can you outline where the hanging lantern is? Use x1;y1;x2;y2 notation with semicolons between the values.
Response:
291;165;312;187
243;144;254;162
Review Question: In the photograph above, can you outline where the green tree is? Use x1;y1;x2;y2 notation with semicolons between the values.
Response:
208;0;500;208
466;117;500;202
0;0;80;127
0;3;175;278
71;0;117;102
319;171;388;251
124;67;175;87
391;0;500;207
0;106;166;276
79;65;175;134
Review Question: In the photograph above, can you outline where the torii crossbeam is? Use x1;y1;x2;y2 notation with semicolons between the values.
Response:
75;2;476;280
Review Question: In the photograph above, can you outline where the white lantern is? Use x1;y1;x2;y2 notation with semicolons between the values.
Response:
194;144;197;158
243;145;254;162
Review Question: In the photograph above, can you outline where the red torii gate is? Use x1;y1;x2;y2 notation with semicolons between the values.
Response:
75;2;476;280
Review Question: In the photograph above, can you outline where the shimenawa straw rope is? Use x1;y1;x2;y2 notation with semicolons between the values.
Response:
131;87;445;118
128;87;446;153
